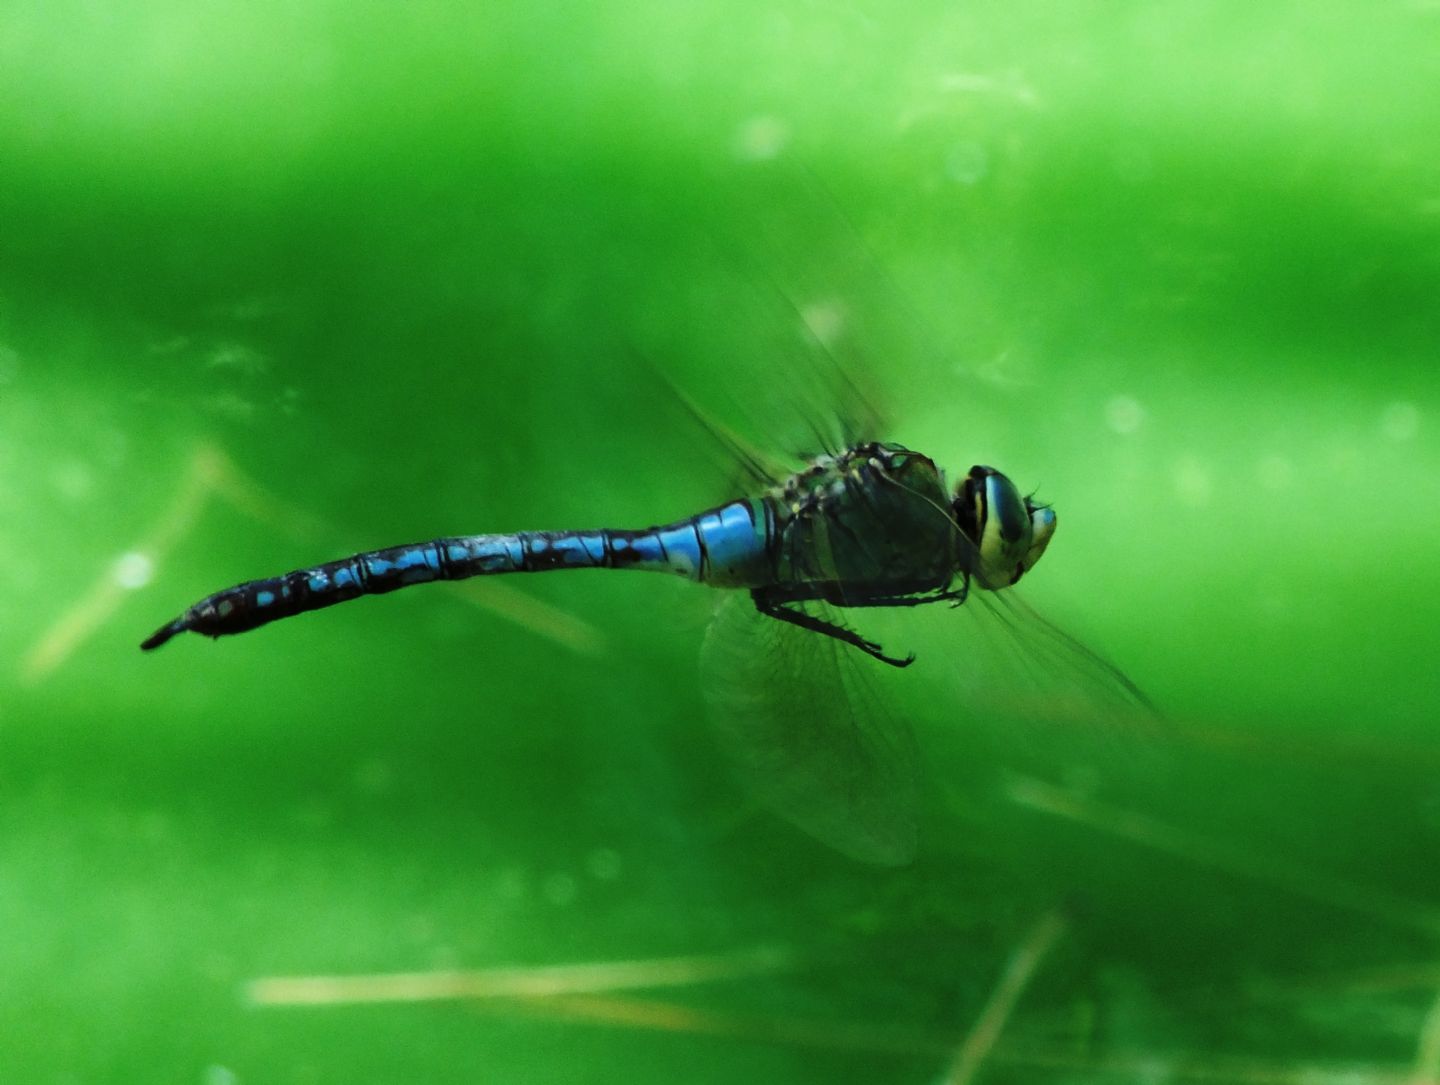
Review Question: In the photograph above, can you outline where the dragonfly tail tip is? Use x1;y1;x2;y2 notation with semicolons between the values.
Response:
139;618;187;652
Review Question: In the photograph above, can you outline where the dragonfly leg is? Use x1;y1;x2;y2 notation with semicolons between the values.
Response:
841;585;969;609
948;573;972;608
752;590;915;668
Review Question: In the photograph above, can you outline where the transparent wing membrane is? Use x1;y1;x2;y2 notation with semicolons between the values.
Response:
700;592;919;865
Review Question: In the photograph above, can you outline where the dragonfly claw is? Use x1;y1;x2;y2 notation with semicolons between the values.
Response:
860;635;915;668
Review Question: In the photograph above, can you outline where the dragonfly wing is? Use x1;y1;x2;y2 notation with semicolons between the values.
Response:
886;587;1165;810
935;589;1159;728
699;591;920;865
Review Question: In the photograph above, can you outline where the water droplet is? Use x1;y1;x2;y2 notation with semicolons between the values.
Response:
206;342;268;377
733;115;789;161
405;913;436;943
352;758;393;795
52;460;94;502
139;809;170;843
114;552;154;590
0;344;19;383
1257;455;1293;491
1380;401;1419;442
799;300;846;349
494;867;527;900
945;140;989;185
1112;145;1153;184
1104;395;1145;435
204;1066;238;1085
1174;457;1212;506
541;872;577;906
585;847;622;880
205;391;258;423
293;801;333;831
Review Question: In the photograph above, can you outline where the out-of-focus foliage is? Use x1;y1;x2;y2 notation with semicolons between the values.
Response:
2;2;1438;1082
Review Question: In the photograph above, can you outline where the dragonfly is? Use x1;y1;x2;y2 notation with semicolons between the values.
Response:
140;448;1050;664
141;417;1152;863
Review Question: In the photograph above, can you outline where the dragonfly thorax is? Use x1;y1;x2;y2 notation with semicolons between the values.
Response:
767;443;959;595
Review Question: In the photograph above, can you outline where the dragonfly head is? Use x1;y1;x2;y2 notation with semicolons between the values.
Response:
953;465;1056;590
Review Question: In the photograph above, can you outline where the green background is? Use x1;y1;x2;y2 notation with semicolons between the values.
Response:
4;2;1439;1082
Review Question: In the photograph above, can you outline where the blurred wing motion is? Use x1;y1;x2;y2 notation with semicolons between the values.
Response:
700;591;920;865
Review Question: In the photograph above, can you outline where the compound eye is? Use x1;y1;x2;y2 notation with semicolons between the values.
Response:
1019;502;1056;576
972;468;1032;588
954;467;1056;589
